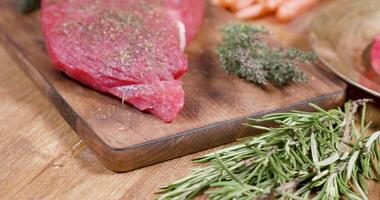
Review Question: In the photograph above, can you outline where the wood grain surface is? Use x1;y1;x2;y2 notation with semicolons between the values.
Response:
0;1;346;172
0;44;379;199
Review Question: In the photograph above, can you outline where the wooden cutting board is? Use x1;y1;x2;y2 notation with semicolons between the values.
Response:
0;1;346;172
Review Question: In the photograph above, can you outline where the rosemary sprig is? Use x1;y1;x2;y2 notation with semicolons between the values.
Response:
216;23;317;86
157;100;380;200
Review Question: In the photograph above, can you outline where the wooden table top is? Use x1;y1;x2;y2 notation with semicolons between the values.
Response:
0;43;380;199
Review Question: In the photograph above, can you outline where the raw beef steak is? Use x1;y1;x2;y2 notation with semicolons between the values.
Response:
41;0;205;122
371;34;380;76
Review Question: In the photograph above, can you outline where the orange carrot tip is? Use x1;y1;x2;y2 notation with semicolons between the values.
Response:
236;3;269;19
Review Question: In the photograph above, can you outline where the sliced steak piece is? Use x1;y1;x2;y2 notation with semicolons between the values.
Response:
41;0;204;122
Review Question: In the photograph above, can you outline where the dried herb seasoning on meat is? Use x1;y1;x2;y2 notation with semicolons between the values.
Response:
217;23;317;86
41;0;205;122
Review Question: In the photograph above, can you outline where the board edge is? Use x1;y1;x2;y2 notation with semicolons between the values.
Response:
0;29;347;172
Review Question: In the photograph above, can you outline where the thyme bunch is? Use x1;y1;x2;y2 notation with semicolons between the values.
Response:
158;99;380;200
217;23;317;86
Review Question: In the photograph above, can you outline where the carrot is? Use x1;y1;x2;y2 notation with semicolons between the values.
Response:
235;3;270;19
276;0;320;22
213;0;321;22
231;0;256;12
221;0;236;9
211;0;223;6
264;0;282;12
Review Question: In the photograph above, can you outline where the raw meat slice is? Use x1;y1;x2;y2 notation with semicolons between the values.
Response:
371;34;380;76
41;0;205;122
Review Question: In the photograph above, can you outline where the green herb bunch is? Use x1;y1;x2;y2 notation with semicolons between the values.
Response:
217;23;317;86
17;0;40;14
158;99;380;200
